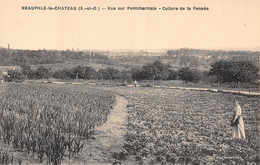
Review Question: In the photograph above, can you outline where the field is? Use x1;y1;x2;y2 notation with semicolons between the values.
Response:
0;83;259;164
98;86;259;164
30;60;127;72
0;83;116;164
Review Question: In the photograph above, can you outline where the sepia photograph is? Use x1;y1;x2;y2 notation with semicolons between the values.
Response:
0;0;259;164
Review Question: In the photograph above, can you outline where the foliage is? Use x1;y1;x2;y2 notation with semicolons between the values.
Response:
3;65;52;81
131;68;145;81
49;61;187;82
131;61;176;81
0;48;259;72
53;66;124;80
0;149;22;164
3;69;25;82
120;70;132;82
230;61;259;84
34;66;52;79
141;60;170;80
52;68;73;80
0;83;115;164
20;64;34;79
106;87;259;164
72;65;97;79
167;69;178;80
53;65;97;80
178;67;201;83
98;67;121;80
0;48;109;66
209;60;259;86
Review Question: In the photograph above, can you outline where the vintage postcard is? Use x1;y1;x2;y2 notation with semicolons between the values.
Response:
0;0;259;164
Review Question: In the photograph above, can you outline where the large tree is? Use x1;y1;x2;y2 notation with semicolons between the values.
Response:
141;60;171;80
208;60;230;86
178;67;201;83
209;60;259;87
98;67;121;80
35;66;52;79
230;61;259;87
72;66;97;79
20;64;34;79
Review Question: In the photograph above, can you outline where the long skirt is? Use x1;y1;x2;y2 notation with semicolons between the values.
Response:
232;117;245;139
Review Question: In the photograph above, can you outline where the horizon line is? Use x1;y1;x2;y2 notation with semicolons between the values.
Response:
0;45;260;52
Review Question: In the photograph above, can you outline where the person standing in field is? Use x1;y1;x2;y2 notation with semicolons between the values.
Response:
231;100;245;139
134;80;138;87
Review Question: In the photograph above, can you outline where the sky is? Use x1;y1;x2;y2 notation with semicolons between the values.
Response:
0;0;259;51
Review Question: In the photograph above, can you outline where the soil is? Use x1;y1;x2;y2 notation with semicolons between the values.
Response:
66;95;128;164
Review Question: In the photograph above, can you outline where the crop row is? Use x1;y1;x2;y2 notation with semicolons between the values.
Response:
0;83;115;164
100;86;259;164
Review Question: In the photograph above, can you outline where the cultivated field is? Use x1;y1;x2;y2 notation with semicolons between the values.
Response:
0;83;116;164
0;83;259;164
98;86;259;164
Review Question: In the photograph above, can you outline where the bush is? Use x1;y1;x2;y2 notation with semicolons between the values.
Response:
131;61;177;81
20;64;35;79
53;69;72;80
3;70;25;82
141;60;170;80
35;66;52;79
178;67;201;83
167;69;178;80
98;67;121;80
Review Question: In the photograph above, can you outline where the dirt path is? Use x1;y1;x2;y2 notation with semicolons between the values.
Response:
67;95;128;164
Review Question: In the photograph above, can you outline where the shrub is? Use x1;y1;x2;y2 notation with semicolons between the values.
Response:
3;70;25;82
177;67;201;83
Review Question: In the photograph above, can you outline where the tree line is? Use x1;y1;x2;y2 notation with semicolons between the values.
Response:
0;48;109;66
1;48;259;71
2;60;259;87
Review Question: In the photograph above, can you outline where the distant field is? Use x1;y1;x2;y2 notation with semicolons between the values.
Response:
0;60;127;73
135;80;260;92
30;60;127;71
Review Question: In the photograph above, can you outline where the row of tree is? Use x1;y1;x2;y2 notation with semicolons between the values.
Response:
2;60;259;87
0;48;109;66
1;48;259;71
2;61;195;82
